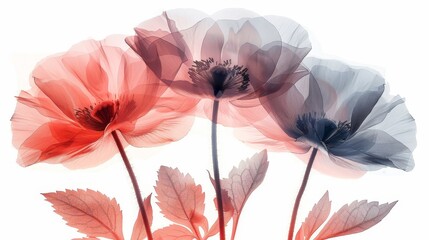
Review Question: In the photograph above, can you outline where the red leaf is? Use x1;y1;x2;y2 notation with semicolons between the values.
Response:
205;209;234;240
43;189;124;240
207;171;235;213
205;200;234;240
204;172;235;239
73;238;100;240
222;150;269;215
296;191;331;240
155;166;208;238
153;225;195;240
221;150;269;237
315;200;397;239
131;194;154;240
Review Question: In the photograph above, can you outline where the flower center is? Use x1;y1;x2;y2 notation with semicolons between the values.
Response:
75;100;119;131
188;58;249;98
296;112;351;148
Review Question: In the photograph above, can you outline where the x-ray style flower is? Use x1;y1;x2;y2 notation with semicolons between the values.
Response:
11;37;193;169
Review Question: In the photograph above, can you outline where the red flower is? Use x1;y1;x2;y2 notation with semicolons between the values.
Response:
126;9;311;126
11;36;194;168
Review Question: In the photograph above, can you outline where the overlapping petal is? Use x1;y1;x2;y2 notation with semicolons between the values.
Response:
238;57;415;174
12;36;194;168
127;9;312;127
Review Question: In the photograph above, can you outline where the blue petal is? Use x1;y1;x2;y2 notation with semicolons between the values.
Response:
330;130;414;171
303;57;385;122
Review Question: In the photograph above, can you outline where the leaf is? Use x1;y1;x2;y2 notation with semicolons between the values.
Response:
205;208;234;240
43;189;124;240
295;191;331;240
315;200;397;239
73;238;100;240
222;150;269;215
131;194;154;240
204;172;234;239
207;171;235;214
221;150;269;238
153;225;195;240
155;166;208;239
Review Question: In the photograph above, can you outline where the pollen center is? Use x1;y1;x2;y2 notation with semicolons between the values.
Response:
188;58;250;98
75;100;119;131
296;113;351;147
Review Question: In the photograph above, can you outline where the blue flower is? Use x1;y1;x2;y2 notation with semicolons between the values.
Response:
240;57;416;173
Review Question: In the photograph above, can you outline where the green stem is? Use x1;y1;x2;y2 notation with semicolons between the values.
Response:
211;100;226;240
288;147;318;240
112;130;153;240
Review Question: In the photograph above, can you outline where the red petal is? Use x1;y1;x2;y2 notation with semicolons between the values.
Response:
15;90;68;120
61;49;109;99
234;114;309;153
16;119;101;166
121;109;194;147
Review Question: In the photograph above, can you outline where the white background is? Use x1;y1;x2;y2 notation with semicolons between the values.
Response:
1;0;427;239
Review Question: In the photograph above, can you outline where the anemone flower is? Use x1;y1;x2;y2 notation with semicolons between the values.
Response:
126;9;312;240
126;9;311;127
11;37;194;240
237;57;416;239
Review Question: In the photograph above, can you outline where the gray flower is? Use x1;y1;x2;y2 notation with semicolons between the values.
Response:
240;57;416;172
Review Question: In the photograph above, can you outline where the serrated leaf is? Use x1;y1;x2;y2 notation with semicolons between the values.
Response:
315;200;397;239
43;189;124;240
222;150;269;238
153;225;195;240
155;166;208;239
73;238;100;240
131;194;153;240
222;150;269;215
296;191;331;240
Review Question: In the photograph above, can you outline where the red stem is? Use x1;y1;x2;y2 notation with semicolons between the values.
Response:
288;147;318;240
112;130;153;240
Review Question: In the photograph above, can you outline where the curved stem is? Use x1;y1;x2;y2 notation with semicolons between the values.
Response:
112;130;153;240
288;147;318;240
211;100;226;240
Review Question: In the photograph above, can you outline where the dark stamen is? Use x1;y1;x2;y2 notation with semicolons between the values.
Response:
75;100;119;131
188;58;250;98
296;112;351;147
211;65;229;97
